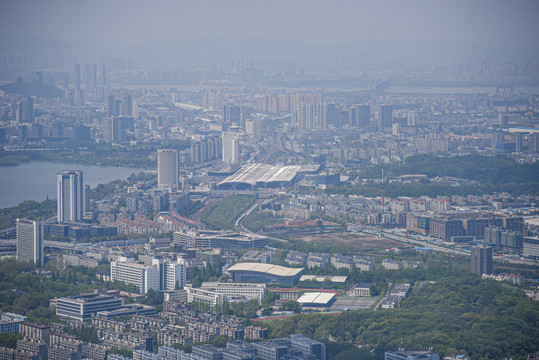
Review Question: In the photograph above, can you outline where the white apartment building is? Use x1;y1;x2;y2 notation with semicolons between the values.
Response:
111;258;160;294
164;259;187;291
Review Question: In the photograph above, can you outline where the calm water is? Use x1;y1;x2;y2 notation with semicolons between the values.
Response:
0;161;146;208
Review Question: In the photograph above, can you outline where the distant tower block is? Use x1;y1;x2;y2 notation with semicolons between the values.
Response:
498;113;508;127
158;149;179;191
392;122;401;136
357;104;370;128
407;112;417;126
379;105;393;130
223;104;241;126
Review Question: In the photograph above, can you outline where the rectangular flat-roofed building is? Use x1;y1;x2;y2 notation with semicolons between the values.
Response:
56;293;124;322
297;292;336;308
0;312;27;334
110;259;160;294
200;282;266;303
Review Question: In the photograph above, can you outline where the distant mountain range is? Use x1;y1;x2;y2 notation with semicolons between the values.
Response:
1;32;536;65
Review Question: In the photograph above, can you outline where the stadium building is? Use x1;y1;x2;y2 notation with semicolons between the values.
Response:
226;263;305;285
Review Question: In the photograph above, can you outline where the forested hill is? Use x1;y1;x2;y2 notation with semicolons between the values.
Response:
360;154;539;185
266;275;539;360
0;79;63;98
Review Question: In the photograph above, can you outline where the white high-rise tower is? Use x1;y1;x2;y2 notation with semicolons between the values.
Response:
222;132;240;164
57;170;84;223
16;219;44;267
158;149;179;191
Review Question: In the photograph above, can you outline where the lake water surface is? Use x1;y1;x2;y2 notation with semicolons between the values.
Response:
0;161;147;208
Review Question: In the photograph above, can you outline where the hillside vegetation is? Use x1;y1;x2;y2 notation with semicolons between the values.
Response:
266;275;539;360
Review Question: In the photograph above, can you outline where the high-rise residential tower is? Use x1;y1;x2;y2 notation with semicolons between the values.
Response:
222;132;240;164
16;219;44;267
357;104;370;128
57;170;84;223
378;105;393;130
157;149;179;191
470;245;493;275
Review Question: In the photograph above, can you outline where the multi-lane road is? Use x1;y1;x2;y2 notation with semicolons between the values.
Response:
353;225;538;266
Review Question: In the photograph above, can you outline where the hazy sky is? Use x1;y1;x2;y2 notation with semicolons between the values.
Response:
1;0;538;50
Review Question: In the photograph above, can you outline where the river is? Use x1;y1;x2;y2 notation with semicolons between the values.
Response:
0;161;147;208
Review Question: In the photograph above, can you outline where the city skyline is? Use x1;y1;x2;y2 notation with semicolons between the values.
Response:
0;1;537;358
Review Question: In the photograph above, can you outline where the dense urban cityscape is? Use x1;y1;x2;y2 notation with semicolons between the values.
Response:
0;1;538;360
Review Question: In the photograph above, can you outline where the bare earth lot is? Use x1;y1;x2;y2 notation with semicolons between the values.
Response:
293;232;403;251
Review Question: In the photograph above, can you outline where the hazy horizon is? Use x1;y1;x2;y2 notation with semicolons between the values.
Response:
1;0;538;51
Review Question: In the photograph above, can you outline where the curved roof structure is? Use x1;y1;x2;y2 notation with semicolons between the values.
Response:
227;262;304;277
218;163;302;189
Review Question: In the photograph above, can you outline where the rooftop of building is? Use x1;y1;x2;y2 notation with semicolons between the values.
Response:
299;275;348;283
297;292;336;305
227;262;304;277
218;163;302;187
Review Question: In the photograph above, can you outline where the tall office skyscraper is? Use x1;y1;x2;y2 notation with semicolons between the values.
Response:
470;245;493;275
158;149;179;191
378;105;393;130
16;219;44;267
57;170;84;223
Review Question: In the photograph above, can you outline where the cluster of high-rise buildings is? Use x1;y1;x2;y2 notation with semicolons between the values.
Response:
16;170;89;267
255;93;396;131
